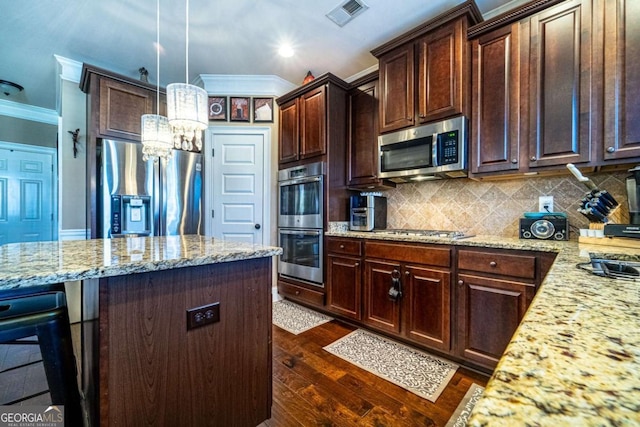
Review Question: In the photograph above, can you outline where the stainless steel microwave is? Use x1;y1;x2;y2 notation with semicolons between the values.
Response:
378;116;468;182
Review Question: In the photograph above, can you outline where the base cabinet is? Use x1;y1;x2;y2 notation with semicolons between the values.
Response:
456;274;534;369
363;242;452;351
326;237;363;320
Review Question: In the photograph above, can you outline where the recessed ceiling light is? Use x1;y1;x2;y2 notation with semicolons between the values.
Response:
278;44;294;58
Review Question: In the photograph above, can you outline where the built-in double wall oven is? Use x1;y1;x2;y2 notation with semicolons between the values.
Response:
278;161;324;286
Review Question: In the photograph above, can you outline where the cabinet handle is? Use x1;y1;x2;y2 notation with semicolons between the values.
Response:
607;146;615;153
339;244;345;249
489;261;497;267
530;156;537;161
418;113;426;118
407;117;412;120
511;158;518;164
458;280;464;286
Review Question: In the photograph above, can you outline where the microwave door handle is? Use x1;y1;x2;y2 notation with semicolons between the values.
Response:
432;132;439;166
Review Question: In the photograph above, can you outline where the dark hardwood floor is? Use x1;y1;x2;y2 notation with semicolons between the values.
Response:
1;319;488;426
264;319;489;427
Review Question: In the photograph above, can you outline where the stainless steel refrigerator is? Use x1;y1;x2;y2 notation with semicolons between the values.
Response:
97;139;202;238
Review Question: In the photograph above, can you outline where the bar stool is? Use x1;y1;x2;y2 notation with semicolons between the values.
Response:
0;284;82;426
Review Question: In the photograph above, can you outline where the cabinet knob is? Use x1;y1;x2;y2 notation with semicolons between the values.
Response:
530;156;537;161
355;262;360;267
458;280;464;286
489;261;497;267
405;271;410;276
511;158;518;164
607;146;615;153
339;244;345;249
418;113;426;118
295;290;300;295
407;117;412;120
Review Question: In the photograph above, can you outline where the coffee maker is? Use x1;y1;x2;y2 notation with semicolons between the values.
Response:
627;165;640;224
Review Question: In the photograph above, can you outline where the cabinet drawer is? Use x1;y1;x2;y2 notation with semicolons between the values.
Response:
365;241;451;267
458;249;536;280
278;281;325;306
326;238;362;256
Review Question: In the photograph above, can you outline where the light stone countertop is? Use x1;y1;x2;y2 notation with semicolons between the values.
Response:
326;230;640;426
0;235;282;290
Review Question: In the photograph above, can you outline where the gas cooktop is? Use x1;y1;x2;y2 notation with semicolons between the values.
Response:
371;229;474;239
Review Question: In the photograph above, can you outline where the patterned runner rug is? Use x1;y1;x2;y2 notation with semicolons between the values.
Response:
445;383;485;427
272;300;333;335
323;329;459;402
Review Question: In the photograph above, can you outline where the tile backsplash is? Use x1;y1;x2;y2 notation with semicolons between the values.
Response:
380;171;630;239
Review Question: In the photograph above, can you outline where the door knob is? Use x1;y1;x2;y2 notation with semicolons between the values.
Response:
254;224;261;229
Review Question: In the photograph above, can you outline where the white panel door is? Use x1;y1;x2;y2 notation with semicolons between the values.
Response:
208;128;267;244
0;143;56;244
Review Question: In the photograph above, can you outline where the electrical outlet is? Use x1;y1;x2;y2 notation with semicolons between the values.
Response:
539;196;554;213
186;302;220;330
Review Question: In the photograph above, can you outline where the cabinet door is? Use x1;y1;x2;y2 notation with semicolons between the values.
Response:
98;78;155;142
526;0;593;168
300;86;326;159
327;255;362;320
379;43;414;133
278;99;299;164
363;259;401;334
416;19;464;124
471;25;521;174
403;265;451;351
602;0;640;160
348;79;380;186
456;273;534;369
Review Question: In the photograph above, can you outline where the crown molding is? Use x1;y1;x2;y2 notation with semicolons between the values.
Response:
0;99;58;125
54;55;83;83
345;64;379;84
196;74;296;96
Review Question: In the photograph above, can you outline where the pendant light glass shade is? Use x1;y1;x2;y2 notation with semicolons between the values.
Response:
140;0;172;163
141;114;173;161
166;82;208;151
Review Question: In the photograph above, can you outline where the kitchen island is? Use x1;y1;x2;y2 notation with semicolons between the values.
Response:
327;230;640;426
0;235;282;427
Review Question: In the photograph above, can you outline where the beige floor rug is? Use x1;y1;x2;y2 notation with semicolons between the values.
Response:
272;300;333;335
445;383;485;427
323;329;458;402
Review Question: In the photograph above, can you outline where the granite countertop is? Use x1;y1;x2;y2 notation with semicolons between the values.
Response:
327;230;640;425
0;235;282;290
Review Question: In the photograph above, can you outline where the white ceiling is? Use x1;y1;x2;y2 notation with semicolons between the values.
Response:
1;0;522;111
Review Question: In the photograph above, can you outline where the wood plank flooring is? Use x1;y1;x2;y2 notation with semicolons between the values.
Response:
1;320;488;426
264;319;489;426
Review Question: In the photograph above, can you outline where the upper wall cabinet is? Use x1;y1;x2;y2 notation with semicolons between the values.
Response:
469;0;640;177
80;64;162;143
276;73;349;167
372;1;482;134
524;0;593;169
602;0;640;161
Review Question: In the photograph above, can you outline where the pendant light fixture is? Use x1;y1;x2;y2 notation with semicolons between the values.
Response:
166;0;208;152
141;0;173;162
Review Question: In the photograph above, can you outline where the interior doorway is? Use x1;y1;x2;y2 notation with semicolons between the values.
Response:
0;141;57;244
204;127;271;245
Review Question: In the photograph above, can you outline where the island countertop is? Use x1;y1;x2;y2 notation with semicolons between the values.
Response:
0;235;282;290
327;230;640;425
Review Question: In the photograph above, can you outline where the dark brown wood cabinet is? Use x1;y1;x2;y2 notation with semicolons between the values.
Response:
80;63;167;238
602;0;640;161
525;0;593;169
372;1;481;134
470;24;521;174
363;241;452;351
455;248;554;370
276;74;349;167
326;237;363;320
347;73;395;190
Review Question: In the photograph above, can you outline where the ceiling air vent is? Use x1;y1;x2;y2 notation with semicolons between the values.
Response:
326;0;369;27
